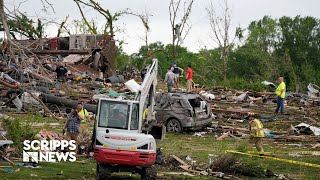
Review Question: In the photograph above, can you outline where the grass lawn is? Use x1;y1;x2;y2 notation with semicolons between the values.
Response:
159;133;320;179
1;113;320;179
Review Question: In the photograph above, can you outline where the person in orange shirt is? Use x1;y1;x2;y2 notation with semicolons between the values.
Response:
186;64;193;92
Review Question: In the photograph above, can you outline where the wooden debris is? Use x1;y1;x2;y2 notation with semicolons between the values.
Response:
159;172;195;177
217;132;230;141
312;143;320;149
2;157;15;165
0;166;12;168
170;155;188;166
287;174;305;180
180;165;201;174
274;135;320;142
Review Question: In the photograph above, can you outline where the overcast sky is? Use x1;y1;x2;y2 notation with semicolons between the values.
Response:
6;0;320;54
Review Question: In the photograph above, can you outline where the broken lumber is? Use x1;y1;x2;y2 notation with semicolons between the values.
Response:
27;71;53;83
180;165;201;174
2;157;15;165
31;49;90;55
217;132;230;141
170;155;188;166
0;166;12;168
0;79;19;89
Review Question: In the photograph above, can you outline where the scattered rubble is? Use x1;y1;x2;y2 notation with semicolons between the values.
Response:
1;34;320;179
295;123;320;136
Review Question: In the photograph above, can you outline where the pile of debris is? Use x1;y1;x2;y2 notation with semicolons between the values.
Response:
0;34;144;117
36;129;62;141
198;83;320;108
0;34;143;159
168;154;266;179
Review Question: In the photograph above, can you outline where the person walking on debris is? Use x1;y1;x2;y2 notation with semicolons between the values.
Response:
77;103;91;135
172;63;184;89
275;77;286;114
164;67;175;92
77;103;91;123
186;64;193;92
55;63;68;82
63;108;81;154
249;114;265;154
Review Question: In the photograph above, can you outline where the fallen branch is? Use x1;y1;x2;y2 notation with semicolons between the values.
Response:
0;79;19;89
24;90;62;120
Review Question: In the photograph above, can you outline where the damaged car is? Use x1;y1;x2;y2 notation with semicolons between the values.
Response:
154;92;213;133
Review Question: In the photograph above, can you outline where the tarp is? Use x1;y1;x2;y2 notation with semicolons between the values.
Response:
235;92;248;102
307;83;319;98
262;80;276;88
0;72;18;84
295;123;320;136
21;92;40;105
199;91;215;100
12;97;22;111
63;54;83;63
125;79;140;93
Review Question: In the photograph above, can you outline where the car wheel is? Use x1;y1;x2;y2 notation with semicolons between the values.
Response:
166;119;182;133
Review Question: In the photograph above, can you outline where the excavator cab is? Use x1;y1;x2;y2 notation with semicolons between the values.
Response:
93;59;164;179
94;98;157;164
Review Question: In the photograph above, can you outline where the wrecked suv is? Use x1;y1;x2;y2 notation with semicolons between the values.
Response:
154;92;213;133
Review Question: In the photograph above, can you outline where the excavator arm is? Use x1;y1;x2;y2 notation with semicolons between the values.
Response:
135;59;165;139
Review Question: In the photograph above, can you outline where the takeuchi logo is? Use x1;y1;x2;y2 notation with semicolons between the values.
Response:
23;140;76;163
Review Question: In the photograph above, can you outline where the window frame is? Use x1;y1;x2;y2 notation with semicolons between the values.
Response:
96;98;139;131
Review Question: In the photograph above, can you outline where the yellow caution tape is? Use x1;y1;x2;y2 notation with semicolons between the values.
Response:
290;151;320;155
225;150;320;168
247;151;272;154
247;150;320;155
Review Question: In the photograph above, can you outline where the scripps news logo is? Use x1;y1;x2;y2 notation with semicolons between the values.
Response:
23;140;77;163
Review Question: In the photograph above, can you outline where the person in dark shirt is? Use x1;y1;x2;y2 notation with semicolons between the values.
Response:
172;63;184;89
63;108;81;153
55;64;68;82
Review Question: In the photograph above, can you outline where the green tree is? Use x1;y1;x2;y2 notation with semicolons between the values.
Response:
277;16;320;91
231;16;279;81
0;13;44;39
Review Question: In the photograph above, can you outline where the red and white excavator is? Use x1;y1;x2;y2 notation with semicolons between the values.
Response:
93;59;164;179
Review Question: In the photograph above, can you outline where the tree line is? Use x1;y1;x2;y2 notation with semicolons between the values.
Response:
1;0;319;92
117;15;320;93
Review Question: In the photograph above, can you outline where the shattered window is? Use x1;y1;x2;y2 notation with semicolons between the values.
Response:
98;100;129;129
172;99;183;108
130;103;139;130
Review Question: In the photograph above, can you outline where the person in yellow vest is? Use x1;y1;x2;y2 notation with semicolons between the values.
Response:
275;77;286;114
142;108;156;130
77;103;91;123
143;108;148;122
76;103;91;135
249;115;265;154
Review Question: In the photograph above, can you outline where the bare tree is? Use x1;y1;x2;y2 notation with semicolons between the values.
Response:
169;0;194;60
58;18;96;36
1;0;56;40
74;0;127;36
207;0;240;80
0;0;61;119
57;15;69;37
126;9;152;68
0;0;14;56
